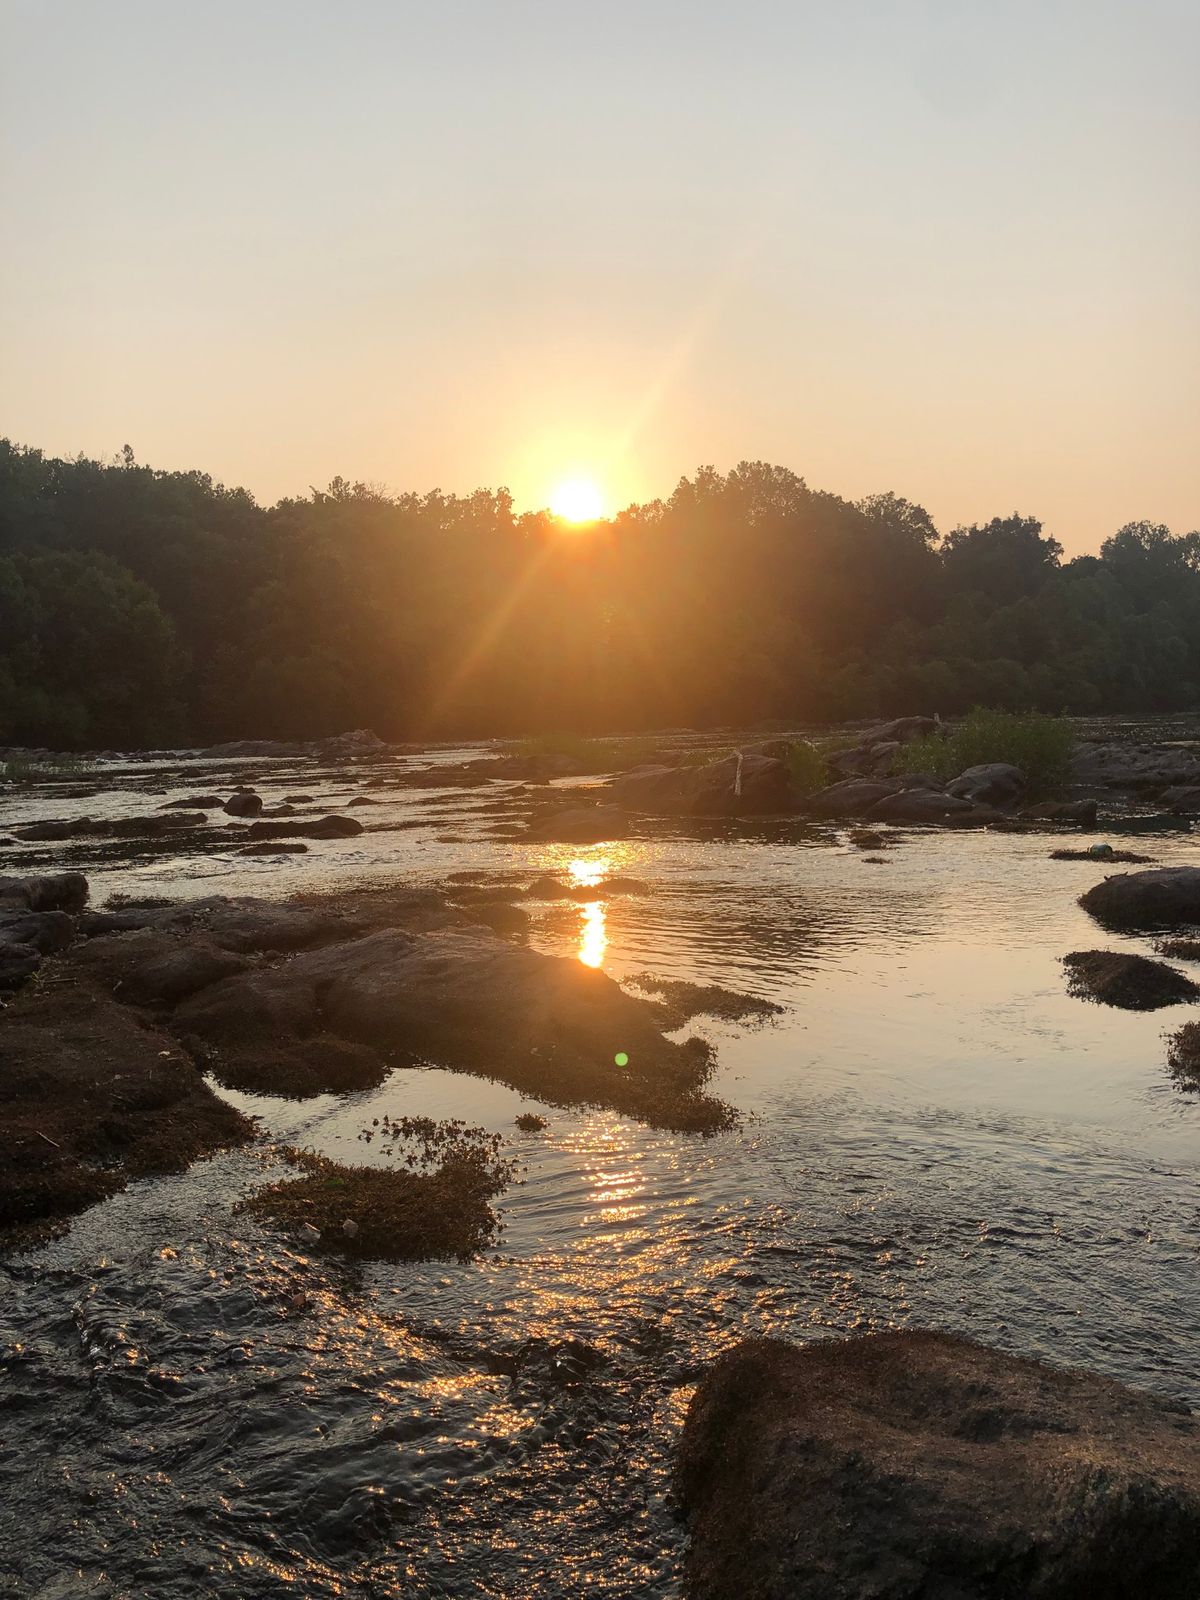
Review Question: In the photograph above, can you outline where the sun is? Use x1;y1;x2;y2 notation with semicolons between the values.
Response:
549;477;605;524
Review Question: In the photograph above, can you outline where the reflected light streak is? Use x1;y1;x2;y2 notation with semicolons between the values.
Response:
578;900;608;969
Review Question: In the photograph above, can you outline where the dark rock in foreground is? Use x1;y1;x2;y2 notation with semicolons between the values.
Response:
676;1331;1200;1600
1063;949;1199;1010
1080;867;1200;930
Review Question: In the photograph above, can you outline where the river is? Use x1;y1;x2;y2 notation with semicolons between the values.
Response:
2;738;1198;1597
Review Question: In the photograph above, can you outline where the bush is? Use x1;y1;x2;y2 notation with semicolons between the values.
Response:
784;740;830;795
892;708;1074;796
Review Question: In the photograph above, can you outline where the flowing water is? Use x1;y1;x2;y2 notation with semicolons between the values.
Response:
2;742;1200;1597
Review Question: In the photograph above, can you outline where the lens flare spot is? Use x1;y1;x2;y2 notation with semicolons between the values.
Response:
614;1051;629;1067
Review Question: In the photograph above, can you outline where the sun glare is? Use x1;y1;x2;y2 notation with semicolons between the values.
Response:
549;477;605;524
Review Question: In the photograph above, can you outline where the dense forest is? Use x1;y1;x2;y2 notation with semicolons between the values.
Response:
0;439;1197;749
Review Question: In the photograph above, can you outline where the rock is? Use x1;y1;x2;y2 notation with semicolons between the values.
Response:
0;873;89;914
316;729;387;759
947;761;1025;807
1073;741;1200;790
223;792;263;817
73;929;250;1007
515;1112;548;1132
258;803;296;818
241;815;365;841
0;942;43;990
341;1218;359;1238
13;814;209;841
202;740;307;758
347;796;378;807
529;805;630;843
1161;785;1200;814
237;841;309;857
0;909;75;955
866;789;991;825
1050;846;1154;864
1063;949;1200;1010
174;923;729;1129
1021;798;1099;829
0;979;252;1242
300;1222;322;1245
160;795;223;809
610;752;796;816
676;1331;1200;1600
284;794;314;803
1080;867;1200;930
803;779;903;818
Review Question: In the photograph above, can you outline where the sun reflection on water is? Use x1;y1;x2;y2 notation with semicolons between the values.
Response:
570;856;610;968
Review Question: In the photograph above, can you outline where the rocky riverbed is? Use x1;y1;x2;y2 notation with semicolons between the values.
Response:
4;721;1200;1597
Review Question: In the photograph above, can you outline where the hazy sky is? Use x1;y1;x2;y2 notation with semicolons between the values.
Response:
2;0;1197;551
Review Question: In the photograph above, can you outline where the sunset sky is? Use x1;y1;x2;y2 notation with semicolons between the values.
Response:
1;0;1196;552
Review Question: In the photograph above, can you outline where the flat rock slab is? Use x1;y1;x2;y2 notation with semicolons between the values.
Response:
676;1331;1200;1600
1080;867;1200;930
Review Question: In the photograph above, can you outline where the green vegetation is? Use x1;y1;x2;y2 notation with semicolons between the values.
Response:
892;709;1076;794
783;740;830;795
1;441;1198;747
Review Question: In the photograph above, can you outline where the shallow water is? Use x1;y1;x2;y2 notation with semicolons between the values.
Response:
3;743;1200;1597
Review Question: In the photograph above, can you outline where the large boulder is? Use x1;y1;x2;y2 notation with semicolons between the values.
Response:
1080;867;1200;930
316;728;388;759
947;762;1025;807
676;1331;1200;1600
804;779;902;818
866;789;990;825
223;792;263;817
241;814;365;841
610;752;795;816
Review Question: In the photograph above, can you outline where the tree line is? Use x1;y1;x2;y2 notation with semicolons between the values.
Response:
0;440;1196;749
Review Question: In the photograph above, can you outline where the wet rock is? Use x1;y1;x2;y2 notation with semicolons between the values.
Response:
347;795;378;806
529;805;630;843
1063;949;1199;1010
223;792;263;817
258;803;296;818
160;794;223;809
515;1112;548;1132
1080;867;1200;930
237;841;309;856
1157;938;1200;961
947;761;1025;807
176;923;730;1129
676;1331;1200;1600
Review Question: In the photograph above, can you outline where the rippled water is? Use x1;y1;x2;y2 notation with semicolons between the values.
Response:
3;744;1200;1597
